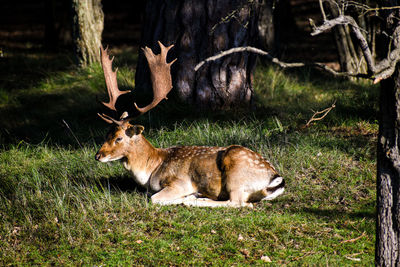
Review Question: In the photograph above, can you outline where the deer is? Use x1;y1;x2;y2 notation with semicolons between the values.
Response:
95;41;285;207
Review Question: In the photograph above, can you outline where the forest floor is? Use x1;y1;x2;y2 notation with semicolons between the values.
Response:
0;46;377;265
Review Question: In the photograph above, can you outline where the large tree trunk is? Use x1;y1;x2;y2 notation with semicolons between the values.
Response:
135;0;259;110
376;68;400;267
71;0;104;67
376;2;400;265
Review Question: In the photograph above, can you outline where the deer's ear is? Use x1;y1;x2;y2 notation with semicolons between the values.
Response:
125;125;144;138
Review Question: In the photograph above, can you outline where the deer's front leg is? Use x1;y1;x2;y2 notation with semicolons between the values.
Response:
151;185;196;205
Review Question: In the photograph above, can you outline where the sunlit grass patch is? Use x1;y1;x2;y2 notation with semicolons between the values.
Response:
0;51;377;265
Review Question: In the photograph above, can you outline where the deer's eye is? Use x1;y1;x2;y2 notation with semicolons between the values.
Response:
115;137;123;144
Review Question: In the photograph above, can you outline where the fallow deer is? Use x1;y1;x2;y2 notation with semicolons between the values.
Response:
95;41;285;207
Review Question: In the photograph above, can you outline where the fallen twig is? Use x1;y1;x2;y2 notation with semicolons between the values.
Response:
291;251;317;261
344;256;361;261
304;101;336;128
340;232;366;244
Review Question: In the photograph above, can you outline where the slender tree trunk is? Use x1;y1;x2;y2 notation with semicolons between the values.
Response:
44;0;57;49
376;1;400;265
257;0;294;58
258;0;275;54
71;0;104;67
135;0;259;110
325;2;365;75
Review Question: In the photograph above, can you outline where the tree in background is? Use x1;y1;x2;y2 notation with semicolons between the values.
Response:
258;0;277;54
44;0;57;49
375;1;400;264
135;0;260;110
323;0;379;77
71;0;104;67
257;0;295;57
45;0;72;49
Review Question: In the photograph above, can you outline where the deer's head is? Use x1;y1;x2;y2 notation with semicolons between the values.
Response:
95;41;176;162
95;121;145;162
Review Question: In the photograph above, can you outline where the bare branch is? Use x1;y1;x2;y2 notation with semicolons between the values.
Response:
194;46;369;79
195;12;400;83
374;27;400;83
195;47;268;71
311;13;400;82
345;2;400;16
194;46;302;71
311;15;376;73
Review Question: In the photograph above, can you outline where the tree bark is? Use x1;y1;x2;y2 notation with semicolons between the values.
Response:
376;68;400;267
135;0;259;110
376;1;400;265
71;0;104;67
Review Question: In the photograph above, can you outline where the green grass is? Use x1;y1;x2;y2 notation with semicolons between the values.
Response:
0;48;377;265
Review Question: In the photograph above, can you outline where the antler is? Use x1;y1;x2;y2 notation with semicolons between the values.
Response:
97;45;130;124
134;41;177;114
100;45;131;111
98;41;176;124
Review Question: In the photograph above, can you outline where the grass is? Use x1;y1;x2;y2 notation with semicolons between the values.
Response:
0;47;377;265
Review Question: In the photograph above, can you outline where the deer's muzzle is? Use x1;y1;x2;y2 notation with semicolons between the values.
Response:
95;151;103;161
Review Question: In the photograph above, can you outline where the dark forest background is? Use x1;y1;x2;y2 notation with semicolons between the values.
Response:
0;0;338;64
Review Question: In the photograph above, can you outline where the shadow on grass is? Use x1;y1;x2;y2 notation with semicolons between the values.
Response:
0;48;379;151
96;175;147;194
0;47;141;147
0;47;250;148
1;50;64;84
254;65;379;125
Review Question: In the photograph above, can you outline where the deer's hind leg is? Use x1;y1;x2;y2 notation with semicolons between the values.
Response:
221;146;274;204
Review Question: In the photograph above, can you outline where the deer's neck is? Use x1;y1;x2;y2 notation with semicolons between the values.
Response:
123;137;166;187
